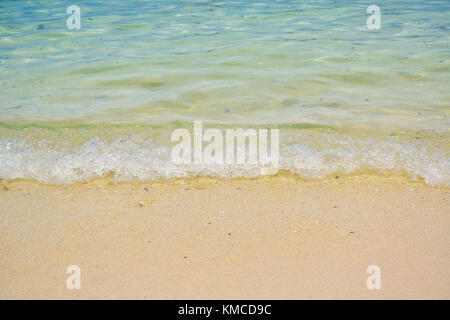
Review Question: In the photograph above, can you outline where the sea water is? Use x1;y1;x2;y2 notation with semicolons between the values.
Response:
0;0;448;185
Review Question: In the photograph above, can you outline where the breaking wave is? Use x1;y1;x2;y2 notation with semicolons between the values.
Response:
0;132;448;186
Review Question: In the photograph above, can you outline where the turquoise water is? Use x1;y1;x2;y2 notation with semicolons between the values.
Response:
0;0;449;184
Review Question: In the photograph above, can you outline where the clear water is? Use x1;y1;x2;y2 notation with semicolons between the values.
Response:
0;0;449;185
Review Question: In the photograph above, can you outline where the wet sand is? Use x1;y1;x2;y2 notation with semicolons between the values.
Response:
0;174;449;299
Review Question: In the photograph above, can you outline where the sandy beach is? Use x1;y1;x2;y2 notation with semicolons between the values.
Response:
0;174;448;299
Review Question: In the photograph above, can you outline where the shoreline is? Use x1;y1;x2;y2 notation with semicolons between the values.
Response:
0;174;449;299
1;168;447;188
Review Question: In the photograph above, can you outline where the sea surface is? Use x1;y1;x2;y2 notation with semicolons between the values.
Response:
0;0;449;185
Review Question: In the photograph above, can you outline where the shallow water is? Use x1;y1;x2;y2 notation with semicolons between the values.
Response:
0;0;449;185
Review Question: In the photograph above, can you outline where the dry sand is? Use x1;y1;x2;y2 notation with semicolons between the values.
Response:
0;174;449;299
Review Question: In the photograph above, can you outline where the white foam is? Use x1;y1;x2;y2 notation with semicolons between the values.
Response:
0;134;448;186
